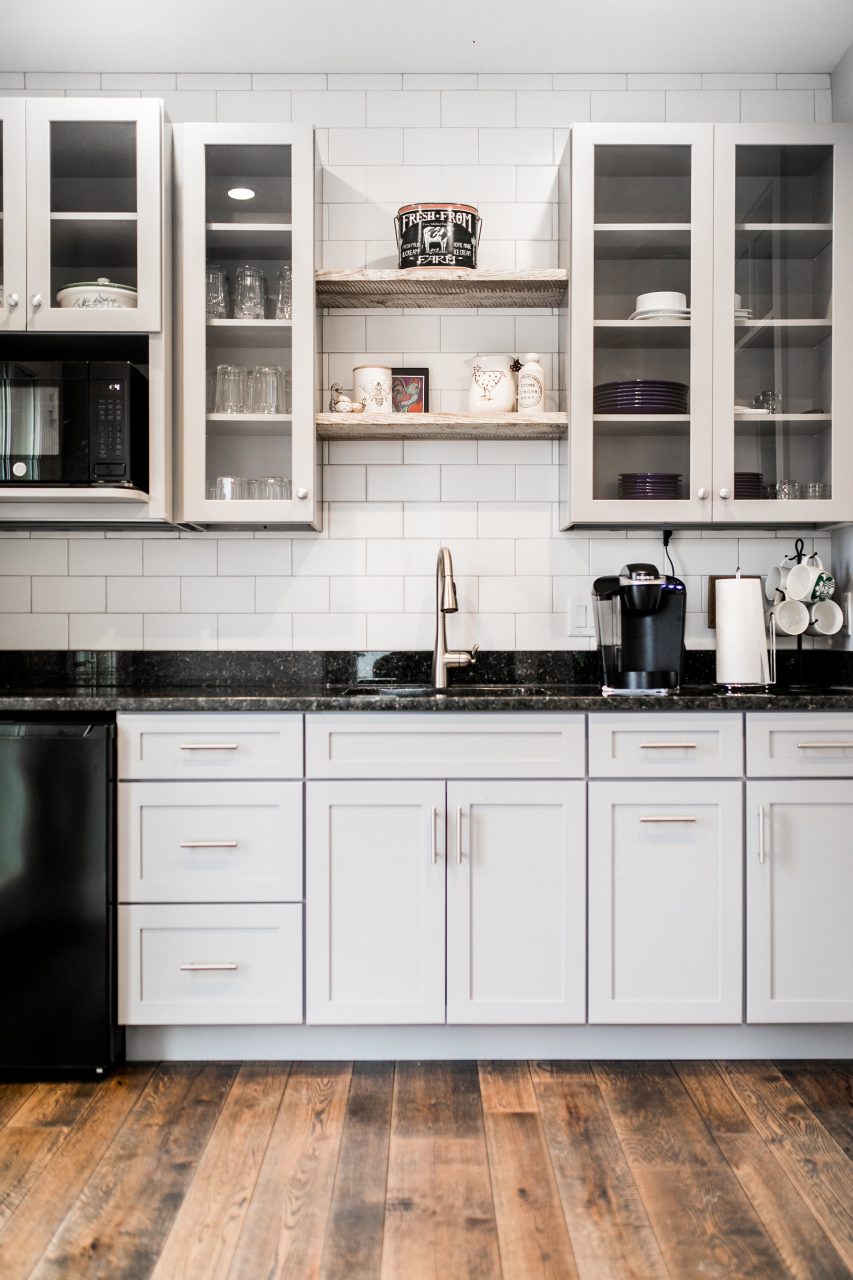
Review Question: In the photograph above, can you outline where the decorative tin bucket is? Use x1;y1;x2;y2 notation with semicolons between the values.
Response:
395;203;482;269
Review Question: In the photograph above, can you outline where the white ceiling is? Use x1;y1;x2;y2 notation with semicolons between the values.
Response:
4;0;853;74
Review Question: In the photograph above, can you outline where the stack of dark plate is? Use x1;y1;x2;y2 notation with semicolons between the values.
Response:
734;471;763;499
618;472;683;500
594;379;689;415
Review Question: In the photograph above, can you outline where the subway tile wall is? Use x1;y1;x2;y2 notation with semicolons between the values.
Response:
0;71;835;649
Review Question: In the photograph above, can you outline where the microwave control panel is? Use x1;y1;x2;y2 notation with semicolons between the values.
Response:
91;379;129;479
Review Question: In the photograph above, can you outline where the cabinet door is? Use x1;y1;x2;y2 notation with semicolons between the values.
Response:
306;780;445;1024
174;123;318;527
24;98;162;332
588;780;743;1023
446;780;585;1024
0;100;26;332
713;124;853;522
569;123;715;524
747;781;853;1022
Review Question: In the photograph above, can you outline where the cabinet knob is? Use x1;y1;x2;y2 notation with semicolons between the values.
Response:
719;487;731;500
6;293;18;308
697;487;709;500
30;293;43;309
296;487;308;499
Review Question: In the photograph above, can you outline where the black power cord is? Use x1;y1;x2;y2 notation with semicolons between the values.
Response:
662;528;676;579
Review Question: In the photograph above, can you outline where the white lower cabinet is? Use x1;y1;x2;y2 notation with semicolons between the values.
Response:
446;780;586;1024
747;780;853;1023
588;780;743;1023
305;777;586;1025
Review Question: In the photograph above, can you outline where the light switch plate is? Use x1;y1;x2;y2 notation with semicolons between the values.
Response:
567;594;596;637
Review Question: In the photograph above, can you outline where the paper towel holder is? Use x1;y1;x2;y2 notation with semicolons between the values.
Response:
716;608;777;693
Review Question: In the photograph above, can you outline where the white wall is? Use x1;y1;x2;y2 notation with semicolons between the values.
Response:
0;71;834;651
832;41;853;121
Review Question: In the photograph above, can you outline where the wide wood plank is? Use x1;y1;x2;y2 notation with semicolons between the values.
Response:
718;1061;853;1270
532;1062;669;1280
382;1062;501;1280
0;1085;37;1129
778;1061;853;1160
151;1063;290;1280
674;1060;756;1135
227;1062;352;1280
30;1063;236;1280
596;1063;787;1278
479;1061;538;1114
0;1066;153;1278
319;1062;394;1280
0;1082;101;1231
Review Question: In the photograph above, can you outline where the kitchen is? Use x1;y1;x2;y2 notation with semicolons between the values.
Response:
0;1;851;1276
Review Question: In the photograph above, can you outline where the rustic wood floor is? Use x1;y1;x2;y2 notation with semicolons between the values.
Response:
0;1061;849;1279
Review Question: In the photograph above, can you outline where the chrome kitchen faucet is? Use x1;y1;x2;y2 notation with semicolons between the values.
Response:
432;546;479;691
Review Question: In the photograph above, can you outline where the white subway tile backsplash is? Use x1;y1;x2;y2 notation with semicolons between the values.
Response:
441;91;515;127
515;466;559;501
366;539;440;575
516;92;590;126
404;128;479;164
367;91;440;126
293;539;366;575
292;91;366;127
32;577;105;613
218;614;293;650
404;575;477;612
102;73;176;90
553;74;627;90
143;539;217;576
0;73;25;88
69;540;142;576
108;577;180;613
328;128;404;165
367;612;433;649
144;615;217;650
701;73;775;90
178;73;251;90
216;91;291;122
777;73;831;89
515;613;578;650
478;75;552;90
479;575;552;612
332;74;402;90
1;540;67;575
26;72;99;89
516;539;589;576
590;91;666;122
439;312;516;353
292;613;367;649
218;539;292;575
628;74;701;90
403;440;478;465
666;90;740;123
328;440;403;464
0;578;30;612
514;314;559;352
514;165;558;202
440;165;515;201
323;166;367;201
321;240;368;270
323;315;367;351
180;577;253;614
366;313;441;350
256;576;329;613
741;90;815;123
364;239;398;267
329;502;404;539
453;612;516;650
364;165;442;202
69;614;143;649
403;75;478;90
479;128;553;165
0;615;68;649
404;502;478;538
368;465;441;502
441;465;515;502
323;466;367;501
253;74;328;90
477;440;553;463
446;539;515;575
475;202;553;240
328;202;399;240
141;91;216;121
478;503;552;538
816;89;832;122
332;575;404;612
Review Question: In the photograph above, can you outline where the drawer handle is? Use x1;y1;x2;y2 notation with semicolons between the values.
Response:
456;805;464;864
430;806;438;865
796;742;853;749
640;816;698;823
758;805;767;864
179;841;238;849
180;743;239;751
179;962;238;972
639;742;698;750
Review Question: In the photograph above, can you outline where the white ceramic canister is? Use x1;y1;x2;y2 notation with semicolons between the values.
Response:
353;364;393;414
517;352;546;416
466;354;516;414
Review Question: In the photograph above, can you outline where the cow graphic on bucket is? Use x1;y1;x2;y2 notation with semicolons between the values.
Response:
395;203;482;269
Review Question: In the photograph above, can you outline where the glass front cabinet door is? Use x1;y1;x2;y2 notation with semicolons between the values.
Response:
0;100;27;332
713;125;853;523
174;123;318;527
23;99;163;332
569;124;715;524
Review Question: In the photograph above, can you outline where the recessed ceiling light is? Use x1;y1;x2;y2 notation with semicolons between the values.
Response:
227;187;255;200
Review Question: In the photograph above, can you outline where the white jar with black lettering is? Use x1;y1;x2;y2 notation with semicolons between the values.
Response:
517;352;546;416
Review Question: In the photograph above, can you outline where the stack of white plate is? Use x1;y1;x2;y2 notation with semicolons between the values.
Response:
735;307;753;319
628;291;690;322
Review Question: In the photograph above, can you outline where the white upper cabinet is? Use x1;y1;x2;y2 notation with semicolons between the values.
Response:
173;123;319;527
2;99;163;333
568;122;853;526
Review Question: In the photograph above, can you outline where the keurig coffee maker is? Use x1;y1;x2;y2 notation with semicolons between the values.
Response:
592;563;686;694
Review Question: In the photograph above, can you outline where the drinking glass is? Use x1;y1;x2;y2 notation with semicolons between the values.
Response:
253;476;291;500
804;482;831;499
205;262;228;319
214;364;247;414
206;368;216;413
752;389;782;414
212;475;249;500
274;265;293;320
775;479;800;500
234;265;266;319
249;364;286;414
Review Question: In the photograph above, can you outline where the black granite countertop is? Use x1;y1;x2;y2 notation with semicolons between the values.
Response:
1;650;852;714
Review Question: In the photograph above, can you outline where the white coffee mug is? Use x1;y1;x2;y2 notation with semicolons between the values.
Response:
807;598;844;636
786;554;835;603
764;562;791;601
769;596;810;636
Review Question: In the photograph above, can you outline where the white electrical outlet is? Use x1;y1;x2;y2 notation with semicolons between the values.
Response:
567;595;596;637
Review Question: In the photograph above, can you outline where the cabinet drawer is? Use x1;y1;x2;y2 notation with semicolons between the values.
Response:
747;713;853;777
119;903;303;1025
118;714;302;780
118;781;302;903
305;713;585;779
588;713;743;777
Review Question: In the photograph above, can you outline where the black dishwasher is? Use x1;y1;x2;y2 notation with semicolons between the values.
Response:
0;715;124;1077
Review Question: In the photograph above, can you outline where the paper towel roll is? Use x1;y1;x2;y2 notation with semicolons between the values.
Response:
715;577;770;686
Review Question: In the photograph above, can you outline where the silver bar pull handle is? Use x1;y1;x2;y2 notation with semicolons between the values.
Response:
180;743;239;751
179;840;238;849
758;806;766;864
179;962;238;972
639;742;698;750
640;816;698;824
796;742;853;749
430;806;438;865
456;806;463;864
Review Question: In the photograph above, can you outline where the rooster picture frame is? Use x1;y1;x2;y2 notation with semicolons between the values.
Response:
391;368;430;413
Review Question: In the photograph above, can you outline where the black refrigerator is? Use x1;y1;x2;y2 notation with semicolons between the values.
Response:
0;715;124;1077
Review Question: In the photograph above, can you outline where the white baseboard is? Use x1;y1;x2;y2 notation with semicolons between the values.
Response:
127;1022;853;1061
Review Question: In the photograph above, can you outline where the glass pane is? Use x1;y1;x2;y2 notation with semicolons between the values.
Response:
592;144;692;503
204;143;294;506
734;144;833;503
0;122;4;303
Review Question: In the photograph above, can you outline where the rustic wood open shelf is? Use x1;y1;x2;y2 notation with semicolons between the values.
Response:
316;411;568;441
315;268;569;310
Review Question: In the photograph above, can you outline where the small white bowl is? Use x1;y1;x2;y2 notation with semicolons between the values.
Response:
55;278;138;309
635;290;687;313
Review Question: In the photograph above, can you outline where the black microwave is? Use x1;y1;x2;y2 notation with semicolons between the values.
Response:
0;352;148;490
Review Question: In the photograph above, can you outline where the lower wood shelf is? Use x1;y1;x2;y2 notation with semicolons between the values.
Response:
316;411;568;441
